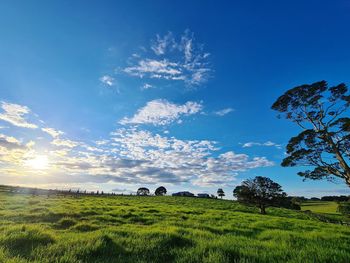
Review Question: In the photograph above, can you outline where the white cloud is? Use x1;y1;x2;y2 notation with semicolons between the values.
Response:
242;141;282;149
99;75;115;86
124;59;183;79
151;32;175;55
214;108;234;116
51;138;79;148
42;127;64;138
0;102;37;129
140;83;154;90
119;99;203;126
0;101;274;188
123;30;211;87
0;133;23;150
110;128;274;186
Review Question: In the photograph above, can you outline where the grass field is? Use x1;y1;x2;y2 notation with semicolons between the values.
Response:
301;201;339;214
0;191;349;263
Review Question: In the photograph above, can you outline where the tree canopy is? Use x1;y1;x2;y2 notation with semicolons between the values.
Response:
155;186;167;196
272;81;350;187
217;188;225;198
137;187;150;196
233;176;286;214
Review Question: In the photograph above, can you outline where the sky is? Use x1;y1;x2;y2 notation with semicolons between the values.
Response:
0;0;350;197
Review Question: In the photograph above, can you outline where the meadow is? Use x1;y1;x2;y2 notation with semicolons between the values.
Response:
0;190;349;263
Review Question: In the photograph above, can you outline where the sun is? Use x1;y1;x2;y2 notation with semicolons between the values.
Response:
26;155;49;170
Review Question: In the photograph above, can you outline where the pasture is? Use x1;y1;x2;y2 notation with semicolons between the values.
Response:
301;201;339;214
0;191;349;263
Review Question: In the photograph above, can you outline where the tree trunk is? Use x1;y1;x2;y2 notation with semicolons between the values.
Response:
259;205;266;215
326;135;350;187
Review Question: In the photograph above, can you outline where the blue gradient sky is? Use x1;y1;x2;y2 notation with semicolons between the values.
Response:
0;0;349;197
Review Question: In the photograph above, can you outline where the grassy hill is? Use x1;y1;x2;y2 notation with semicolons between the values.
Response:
0;189;349;262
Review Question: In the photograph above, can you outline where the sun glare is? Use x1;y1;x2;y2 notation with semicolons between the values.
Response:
26;155;49;170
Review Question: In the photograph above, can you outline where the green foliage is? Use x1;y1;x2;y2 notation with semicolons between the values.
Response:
137;187;150;196
272;81;350;187
155;186;167;196
233;176;286;214
0;189;349;262
217;188;225;198
337;202;350;216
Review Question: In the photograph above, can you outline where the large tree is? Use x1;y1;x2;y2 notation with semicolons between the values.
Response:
233;176;286;214
155;186;167;196
272;81;350;187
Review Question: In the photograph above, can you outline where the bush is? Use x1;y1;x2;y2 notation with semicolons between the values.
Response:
337;202;350;216
290;203;301;210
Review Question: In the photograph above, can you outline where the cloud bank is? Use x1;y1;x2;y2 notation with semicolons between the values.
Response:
0;101;274;188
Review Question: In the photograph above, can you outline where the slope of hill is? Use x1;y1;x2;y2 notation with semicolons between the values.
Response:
0;189;349;262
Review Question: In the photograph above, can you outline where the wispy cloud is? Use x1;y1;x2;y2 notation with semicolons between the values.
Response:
42;127;64;138
140;83;154;90
0;102;38;129
51;138;79;148
214;108;234;116
242;141;282;149
123;30;211;87
150;32;176;55
119;99;203;126
99;75;115;86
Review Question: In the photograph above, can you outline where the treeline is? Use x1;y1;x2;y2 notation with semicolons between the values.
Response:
0;185;120;197
285;195;350;202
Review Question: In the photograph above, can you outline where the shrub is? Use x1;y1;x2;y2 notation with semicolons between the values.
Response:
337;202;350;216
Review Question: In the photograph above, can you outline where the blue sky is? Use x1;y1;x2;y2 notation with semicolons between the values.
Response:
0;0;349;197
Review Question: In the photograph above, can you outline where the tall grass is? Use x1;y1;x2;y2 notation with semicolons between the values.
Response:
0;192;349;262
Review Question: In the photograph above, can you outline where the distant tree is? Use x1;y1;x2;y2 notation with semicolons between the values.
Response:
155;186;167;196
233;176;286;214
310;197;320;201
321;195;349;202
137;187;150;196
217;188;225;199
272;81;350;187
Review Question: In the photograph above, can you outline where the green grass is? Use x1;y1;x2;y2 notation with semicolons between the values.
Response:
0;192;349;262
301;201;339;214
301;201;350;223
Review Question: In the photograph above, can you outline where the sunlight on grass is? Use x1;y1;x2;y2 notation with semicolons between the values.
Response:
0;191;349;262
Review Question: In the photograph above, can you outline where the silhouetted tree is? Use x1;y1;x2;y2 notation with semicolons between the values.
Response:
137;187;150;196
272;81;350;187
233;176;286;214
217;188;225;199
155;186;167;196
